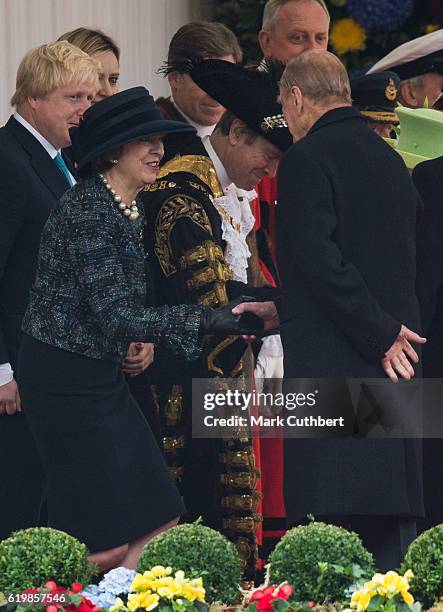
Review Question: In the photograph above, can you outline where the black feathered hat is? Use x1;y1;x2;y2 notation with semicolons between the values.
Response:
351;71;400;125
70;86;195;176
189;59;292;152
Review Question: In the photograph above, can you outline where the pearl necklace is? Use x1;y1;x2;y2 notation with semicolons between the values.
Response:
99;173;140;220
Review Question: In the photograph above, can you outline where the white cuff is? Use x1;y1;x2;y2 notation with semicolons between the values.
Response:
254;335;284;380
0;362;14;386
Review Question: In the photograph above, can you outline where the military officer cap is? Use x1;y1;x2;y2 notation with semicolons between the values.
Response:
351;71;400;125
367;29;443;80
188;58;293;152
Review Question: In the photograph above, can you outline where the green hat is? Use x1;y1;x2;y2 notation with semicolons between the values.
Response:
389;106;443;170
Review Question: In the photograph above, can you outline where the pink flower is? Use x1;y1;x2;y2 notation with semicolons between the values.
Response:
248;585;294;612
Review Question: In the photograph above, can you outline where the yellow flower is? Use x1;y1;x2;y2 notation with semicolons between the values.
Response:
350;589;372;612
361;579;377;594
127;592;160;612
181;582;206;603
181;585;197;602
140;593;160;611
174;570;186;585
376;570;401;596
151;566;171;577
353;570;414;609
132;573;155;593
188;579;205;602
402;590;414;606
330;18;367;56
374;570;414;603
151;576;174;589
156;587;174;600
110;597;128;612
189;578;204;590
128;593;144;612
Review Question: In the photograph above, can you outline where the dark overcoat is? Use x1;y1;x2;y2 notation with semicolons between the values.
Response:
276;107;423;521
0;116;71;539
412;157;443;529
413;157;443;373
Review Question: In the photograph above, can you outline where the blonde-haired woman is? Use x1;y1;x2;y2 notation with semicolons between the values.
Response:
58;27;120;101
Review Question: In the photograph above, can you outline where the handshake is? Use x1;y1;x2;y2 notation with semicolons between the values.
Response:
201;296;279;337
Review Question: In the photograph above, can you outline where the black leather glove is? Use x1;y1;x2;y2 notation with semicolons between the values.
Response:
200;296;265;336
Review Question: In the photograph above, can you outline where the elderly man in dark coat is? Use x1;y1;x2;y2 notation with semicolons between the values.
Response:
235;49;426;569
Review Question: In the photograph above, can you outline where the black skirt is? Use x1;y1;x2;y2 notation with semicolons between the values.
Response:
17;335;185;552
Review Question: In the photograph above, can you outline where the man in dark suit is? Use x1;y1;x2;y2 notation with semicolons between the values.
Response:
0;41;98;540
235;50;426;569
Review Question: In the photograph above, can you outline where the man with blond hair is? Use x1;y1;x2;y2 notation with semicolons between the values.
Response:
236;50;426;568
0;41;99;539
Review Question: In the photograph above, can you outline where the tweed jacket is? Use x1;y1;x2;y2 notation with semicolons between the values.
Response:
22;173;203;364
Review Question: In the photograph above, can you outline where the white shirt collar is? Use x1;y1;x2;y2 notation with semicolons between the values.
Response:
14;111;76;185
202;135;232;193
171;97;216;139
13;111;59;159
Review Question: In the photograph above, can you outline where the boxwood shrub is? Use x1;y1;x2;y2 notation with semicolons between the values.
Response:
269;521;375;602
138;522;242;603
0;527;93;591
400;524;443;608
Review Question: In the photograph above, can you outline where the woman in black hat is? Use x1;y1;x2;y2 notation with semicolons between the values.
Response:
17;87;264;571
58;28;162;447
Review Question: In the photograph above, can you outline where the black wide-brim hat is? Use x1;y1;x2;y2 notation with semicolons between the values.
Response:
70;86;195;176
189;59;292;152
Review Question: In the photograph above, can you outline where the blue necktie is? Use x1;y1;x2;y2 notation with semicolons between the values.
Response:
53;153;74;186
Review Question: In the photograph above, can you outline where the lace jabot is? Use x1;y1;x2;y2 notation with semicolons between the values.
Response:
211;184;256;284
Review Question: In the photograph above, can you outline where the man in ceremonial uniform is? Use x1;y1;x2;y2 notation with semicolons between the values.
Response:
156;21;242;162
350;71;400;138
368;29;443;110
141;60;290;581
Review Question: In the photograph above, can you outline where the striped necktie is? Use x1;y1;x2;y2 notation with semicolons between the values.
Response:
53;152;74;186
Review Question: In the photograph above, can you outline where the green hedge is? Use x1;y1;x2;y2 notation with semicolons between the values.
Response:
0;527;93;591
